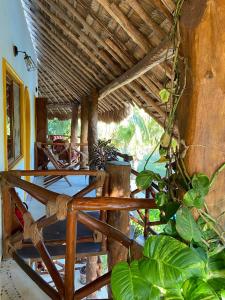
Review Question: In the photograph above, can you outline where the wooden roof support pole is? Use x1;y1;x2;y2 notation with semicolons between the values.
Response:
71;102;79;149
80;96;89;169
88;89;98;171
105;161;131;296
177;0;225;227
36;97;48;143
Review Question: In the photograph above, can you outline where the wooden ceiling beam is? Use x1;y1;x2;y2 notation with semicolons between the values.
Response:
39;71;72;102
23;4;107;87
37;55;82;99
150;0;174;22
99;39;172;100
34;0;114;81
95;0;150;52
38;64;77;100
128;0;165;41
46;0;121;76
28;0;167;112
30;31;91;94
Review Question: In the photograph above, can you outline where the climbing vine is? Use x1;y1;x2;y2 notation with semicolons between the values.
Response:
111;1;225;299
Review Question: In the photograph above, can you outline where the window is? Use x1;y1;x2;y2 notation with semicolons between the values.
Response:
6;73;22;167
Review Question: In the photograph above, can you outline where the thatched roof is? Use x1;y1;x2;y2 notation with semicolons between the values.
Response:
22;0;175;126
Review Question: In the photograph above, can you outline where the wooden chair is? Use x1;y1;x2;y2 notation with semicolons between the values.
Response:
37;142;80;187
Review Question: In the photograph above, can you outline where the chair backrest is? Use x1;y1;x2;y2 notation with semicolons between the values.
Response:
37;142;62;169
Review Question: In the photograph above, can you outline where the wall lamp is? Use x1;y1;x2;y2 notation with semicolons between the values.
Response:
13;45;37;71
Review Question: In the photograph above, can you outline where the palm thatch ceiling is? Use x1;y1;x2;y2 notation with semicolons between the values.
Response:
22;0;175;127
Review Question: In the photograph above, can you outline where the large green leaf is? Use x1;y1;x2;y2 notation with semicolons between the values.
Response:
139;235;205;289
136;170;160;190
192;173;210;196
111;261;160;300
176;207;202;242
182;278;219;300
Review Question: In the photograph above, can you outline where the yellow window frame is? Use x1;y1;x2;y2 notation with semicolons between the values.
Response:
2;58;25;171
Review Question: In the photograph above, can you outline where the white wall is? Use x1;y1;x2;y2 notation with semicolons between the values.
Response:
0;0;38;258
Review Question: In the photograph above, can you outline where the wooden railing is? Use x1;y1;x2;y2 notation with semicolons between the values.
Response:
116;151;165;237
0;169;156;300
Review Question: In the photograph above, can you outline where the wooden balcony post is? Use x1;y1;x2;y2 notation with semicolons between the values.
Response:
177;0;225;227
105;161;131;269
88;89;98;171
35;97;48;169
80;96;89;169
71;102;79;149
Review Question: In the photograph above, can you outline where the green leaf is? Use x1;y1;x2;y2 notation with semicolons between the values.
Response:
159;146;167;156
192;173;210;196
160;132;171;148
139;235;205;289
136;170;160;190
163;220;178;236
208;278;225;292
160;202;180;222
111;261;160;300
183;189;205;208
159;88;170;103
164;290;184;299
208;249;225;279
182;277;220;300
154;156;169;163
176;207;202;242
155;192;169;206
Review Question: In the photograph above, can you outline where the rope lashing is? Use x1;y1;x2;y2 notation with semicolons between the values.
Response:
46;194;72;220
23;212;43;246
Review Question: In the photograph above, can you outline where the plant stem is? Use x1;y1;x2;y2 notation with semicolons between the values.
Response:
144;141;160;170
198;210;225;245
209;162;225;188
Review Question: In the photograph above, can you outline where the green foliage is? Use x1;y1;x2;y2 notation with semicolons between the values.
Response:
155;191;168;206
176;207;202;242
140;236;205;288
91;139;118;170
159;88;170;103
111;235;225;300
111;261;160;300
182;278;219;300
136;170;160;190
113;156;225;300
48;118;71;136
183;189;204;209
